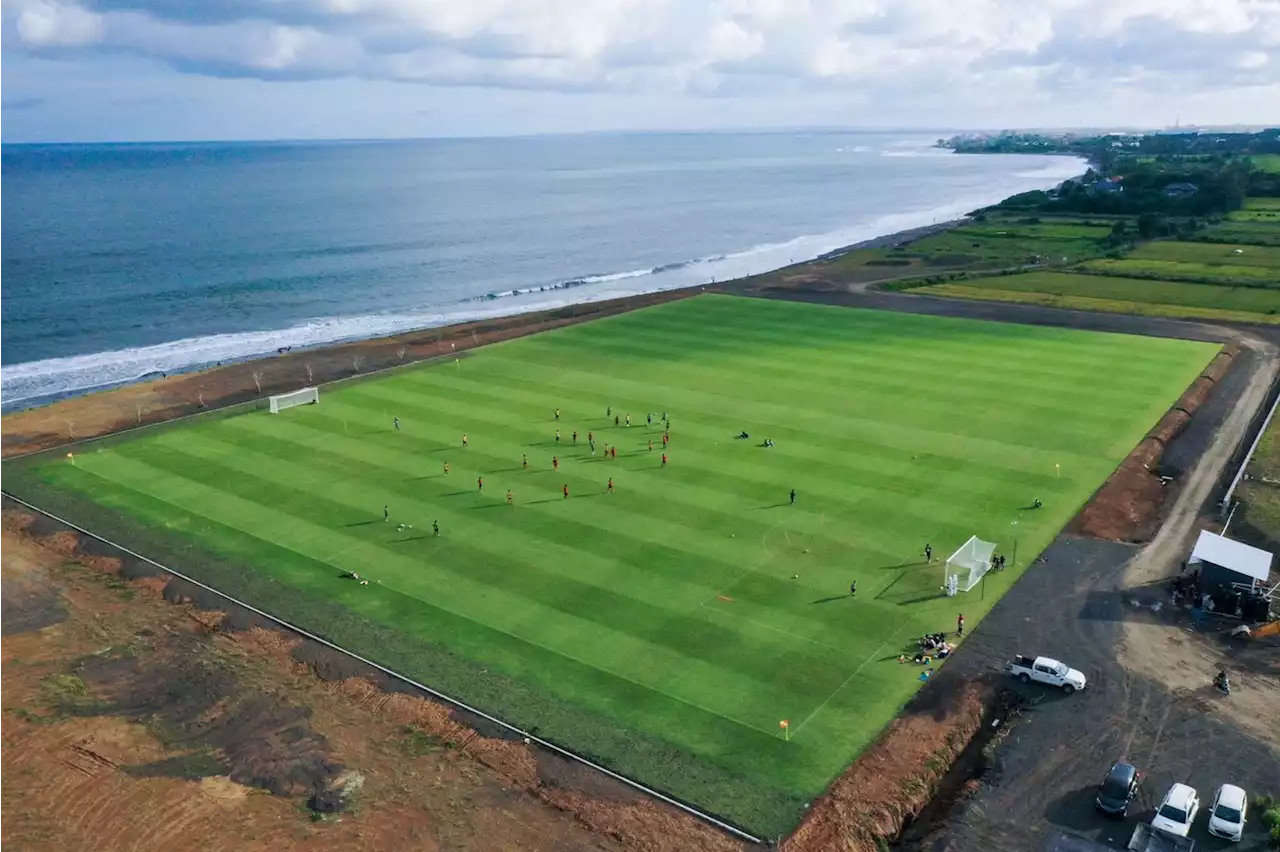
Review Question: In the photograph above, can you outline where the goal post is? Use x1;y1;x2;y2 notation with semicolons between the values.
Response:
944;535;997;594
269;387;319;413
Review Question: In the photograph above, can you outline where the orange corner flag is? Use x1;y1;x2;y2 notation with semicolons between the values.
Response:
779;719;790;741
779;720;789;728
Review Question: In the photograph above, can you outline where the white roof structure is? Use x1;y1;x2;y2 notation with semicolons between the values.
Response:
1188;531;1272;582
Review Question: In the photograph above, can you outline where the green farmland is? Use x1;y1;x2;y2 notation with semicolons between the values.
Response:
917;272;1280;322
892;219;1114;267
1250;154;1280;174
1229;198;1280;222
1120;241;1280;269
1079;241;1280;286
1;295;1218;837
1201;221;1280;248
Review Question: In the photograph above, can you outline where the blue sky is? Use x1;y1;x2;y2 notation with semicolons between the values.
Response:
3;0;1279;142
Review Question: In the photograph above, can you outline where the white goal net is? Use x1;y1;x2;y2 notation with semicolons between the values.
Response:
944;535;997;594
269;387;319;413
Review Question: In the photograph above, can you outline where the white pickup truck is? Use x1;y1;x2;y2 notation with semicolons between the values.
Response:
1005;655;1087;693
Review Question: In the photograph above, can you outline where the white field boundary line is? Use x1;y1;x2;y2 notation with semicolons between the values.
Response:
1221;379;1280;509
1;492;765;847
790;613;919;738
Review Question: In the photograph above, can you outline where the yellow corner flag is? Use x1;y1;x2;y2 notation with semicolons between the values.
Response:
66;452;75;465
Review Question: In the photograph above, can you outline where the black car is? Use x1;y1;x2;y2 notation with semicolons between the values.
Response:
1096;762;1141;816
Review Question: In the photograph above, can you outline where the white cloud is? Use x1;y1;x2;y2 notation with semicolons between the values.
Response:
3;0;1278;136
16;0;103;46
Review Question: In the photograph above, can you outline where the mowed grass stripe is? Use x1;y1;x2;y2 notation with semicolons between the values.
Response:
221;411;900;575
87;441;841;728
378;355;1132;463
358;364;1107;474
158;426;894;667
535;307;1195;399
485;326;1177;428
349;369;1082;483
355;373;1081;498
296;395;1026;555
215;418;907;661
41;466;814;784
552;295;1207;381
237;406;991;614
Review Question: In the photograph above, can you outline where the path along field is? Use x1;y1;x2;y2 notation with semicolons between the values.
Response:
0;295;1218;837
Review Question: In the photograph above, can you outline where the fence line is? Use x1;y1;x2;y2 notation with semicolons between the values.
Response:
1221;380;1280;511
2;492;765;847
1;345;467;463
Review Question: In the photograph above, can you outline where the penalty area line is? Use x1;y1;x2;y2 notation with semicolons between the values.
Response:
790;613;919;737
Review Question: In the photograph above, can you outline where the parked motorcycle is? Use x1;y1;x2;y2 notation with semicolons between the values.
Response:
1214;670;1231;696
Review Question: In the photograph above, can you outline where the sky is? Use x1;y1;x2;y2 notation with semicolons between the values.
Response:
3;0;1279;142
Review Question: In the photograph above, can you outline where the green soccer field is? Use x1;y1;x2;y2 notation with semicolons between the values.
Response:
4;295;1218;836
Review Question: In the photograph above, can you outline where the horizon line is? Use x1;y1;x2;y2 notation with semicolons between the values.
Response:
6;123;1278;148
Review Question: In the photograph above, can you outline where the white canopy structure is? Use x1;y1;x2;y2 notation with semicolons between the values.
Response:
1188;531;1272;583
945;535;998;594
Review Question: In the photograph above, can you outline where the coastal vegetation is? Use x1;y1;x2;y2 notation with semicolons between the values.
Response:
868;130;1280;323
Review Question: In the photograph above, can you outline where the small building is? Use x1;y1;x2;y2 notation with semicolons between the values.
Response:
1188;531;1272;591
1092;178;1124;194
1163;182;1199;197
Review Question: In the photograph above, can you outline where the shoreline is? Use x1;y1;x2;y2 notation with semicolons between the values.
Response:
1;218;964;424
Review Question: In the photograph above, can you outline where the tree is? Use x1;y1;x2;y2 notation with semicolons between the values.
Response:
1137;213;1169;240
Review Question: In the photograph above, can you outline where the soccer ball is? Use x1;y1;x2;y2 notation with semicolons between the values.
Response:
792;574;799;579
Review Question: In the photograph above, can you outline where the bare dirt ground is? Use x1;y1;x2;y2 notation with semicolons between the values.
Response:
1;519;744;852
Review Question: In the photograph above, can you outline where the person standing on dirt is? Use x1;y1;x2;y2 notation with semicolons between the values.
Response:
956;613;965;636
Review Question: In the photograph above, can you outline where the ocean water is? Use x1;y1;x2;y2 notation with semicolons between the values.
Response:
1;133;1083;409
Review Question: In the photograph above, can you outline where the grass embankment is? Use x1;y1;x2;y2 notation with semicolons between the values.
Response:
0;295;1217;837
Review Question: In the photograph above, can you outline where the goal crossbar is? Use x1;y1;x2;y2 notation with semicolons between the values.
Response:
269;387;319;413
